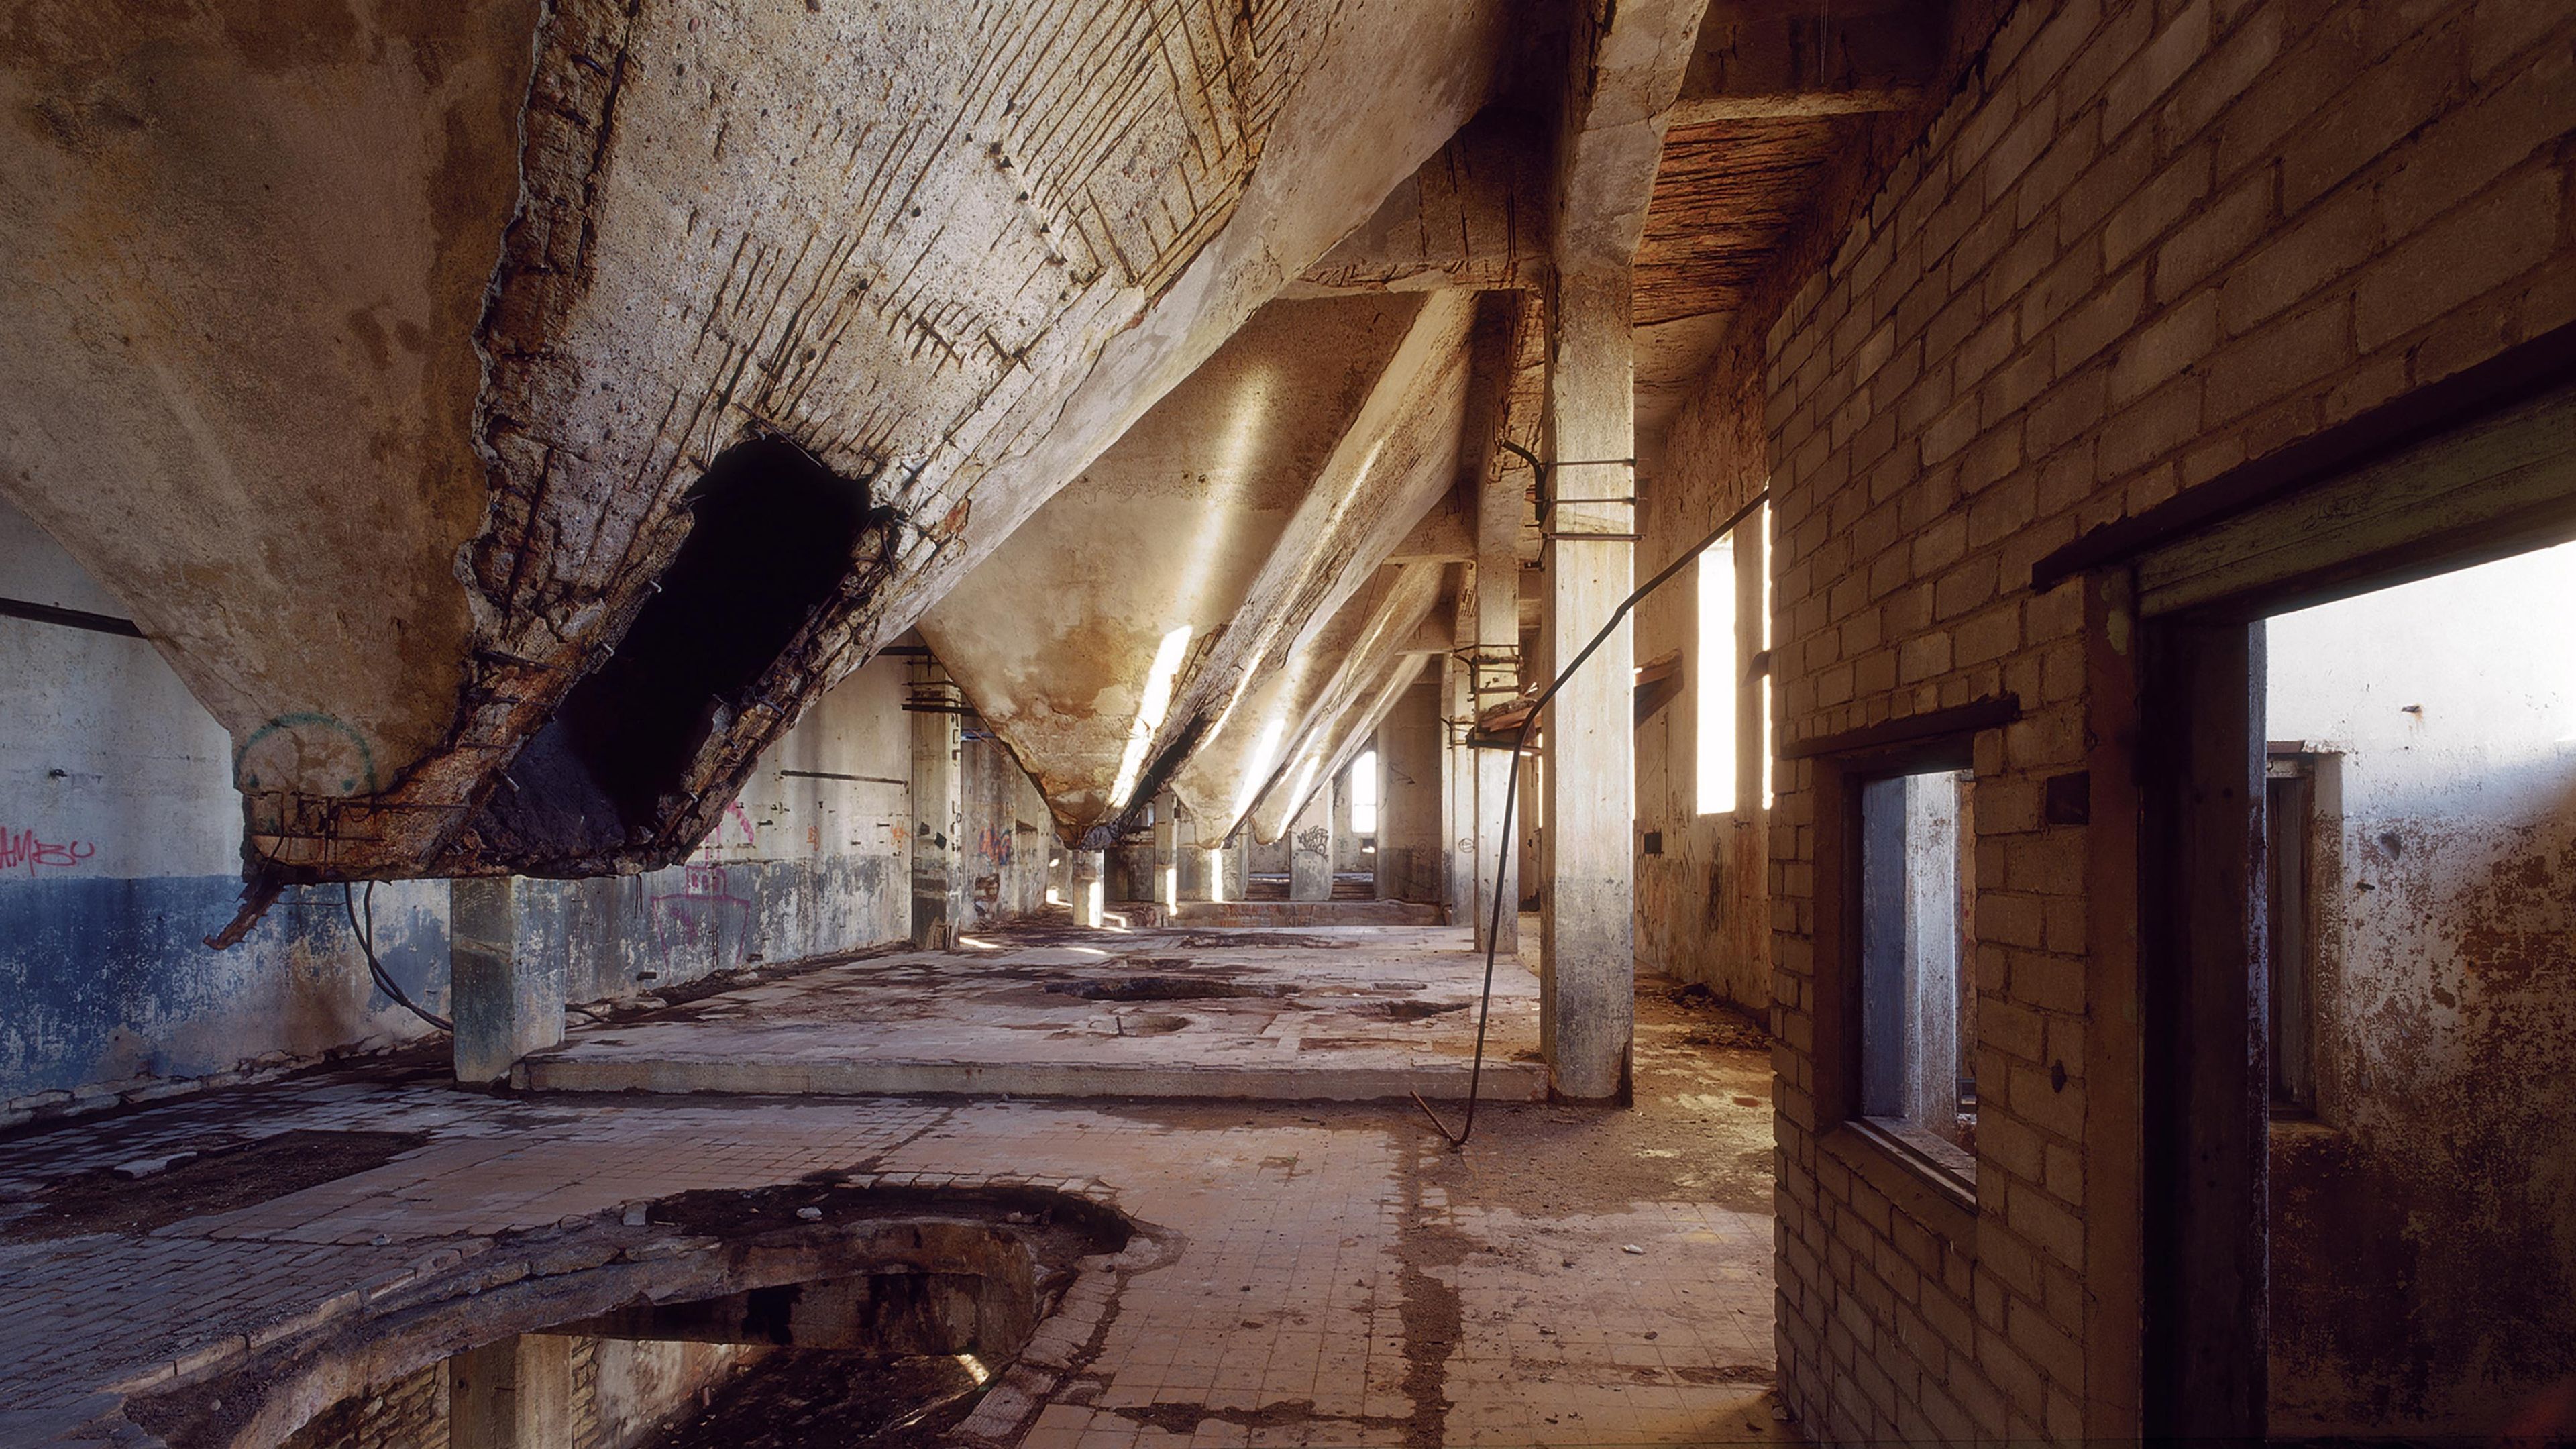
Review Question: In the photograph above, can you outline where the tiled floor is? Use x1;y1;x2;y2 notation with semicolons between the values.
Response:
0;922;1792;1448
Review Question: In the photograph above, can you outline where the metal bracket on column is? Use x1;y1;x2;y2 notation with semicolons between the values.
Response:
1497;439;1636;526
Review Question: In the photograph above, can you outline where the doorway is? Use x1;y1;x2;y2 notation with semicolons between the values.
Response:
2127;370;2576;1440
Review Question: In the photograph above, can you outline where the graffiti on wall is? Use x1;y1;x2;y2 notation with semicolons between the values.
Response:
648;800;758;965
1;826;95;875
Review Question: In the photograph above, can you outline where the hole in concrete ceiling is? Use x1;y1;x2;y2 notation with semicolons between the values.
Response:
3;1129;428;1240
475;436;871;861
1042;976;1291;1002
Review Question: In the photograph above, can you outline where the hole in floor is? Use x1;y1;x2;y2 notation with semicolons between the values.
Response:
472;435;875;861
139;1184;1133;1449
3;1130;428;1241
1108;1012;1191;1035
1377;1000;1467;1021
1042;976;1291;1002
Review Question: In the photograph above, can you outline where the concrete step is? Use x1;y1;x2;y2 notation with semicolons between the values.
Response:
515;1054;1545;1103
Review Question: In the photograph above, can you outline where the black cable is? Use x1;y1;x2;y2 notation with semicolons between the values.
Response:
345;881;455;1032
1414;485;1770;1148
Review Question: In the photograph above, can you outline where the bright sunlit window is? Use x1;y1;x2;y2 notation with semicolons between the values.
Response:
1350;749;1379;833
1762;500;1775;809
1697;533;1737;815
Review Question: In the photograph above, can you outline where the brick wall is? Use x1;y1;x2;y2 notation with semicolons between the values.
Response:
280;1363;449;1449
1754;0;2576;1440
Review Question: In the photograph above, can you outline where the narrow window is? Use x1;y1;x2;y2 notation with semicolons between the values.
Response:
1697;533;1737;815
1350;749;1379;835
2265;751;2317;1114
1859;765;1978;1180
1760;501;1776;809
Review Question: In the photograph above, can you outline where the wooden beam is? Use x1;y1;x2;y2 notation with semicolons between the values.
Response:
1668;86;1923;125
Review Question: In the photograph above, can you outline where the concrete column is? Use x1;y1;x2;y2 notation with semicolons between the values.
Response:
1151;793;1182;912
1174;800;1212;901
1289;790;1333;901
449;879;562;1085
910;662;965;949
1219;832;1249;902
1473;423;1521;955
1539;269;1636;1104
1070;849;1105;927
1330;763;1365;890
449;1334;574;1449
1444;637;1477;921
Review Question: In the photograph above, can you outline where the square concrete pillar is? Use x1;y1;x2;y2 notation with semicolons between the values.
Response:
1174;800;1212;901
450;1334;574;1449
449;878;562;1085
1220;832;1249;902
1289;790;1333;901
1538;270;1636;1104
1444;647;1477;920
910;662;965;948
1070;849;1105;926
1152;792;1183;912
1474;422;1522;956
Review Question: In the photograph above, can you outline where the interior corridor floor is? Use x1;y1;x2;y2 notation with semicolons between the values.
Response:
0;922;1791;1448
520;920;1546;1103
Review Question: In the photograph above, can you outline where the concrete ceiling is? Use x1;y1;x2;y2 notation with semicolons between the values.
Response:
0;0;1968;894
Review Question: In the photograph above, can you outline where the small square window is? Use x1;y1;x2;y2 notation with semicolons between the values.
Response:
1859;766;1978;1182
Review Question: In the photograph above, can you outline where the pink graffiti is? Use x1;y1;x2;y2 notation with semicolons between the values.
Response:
726;800;759;847
0;827;95;875
649;861;752;966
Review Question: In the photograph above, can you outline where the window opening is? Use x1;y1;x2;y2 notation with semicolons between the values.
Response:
1859;765;1978;1180
1761;501;1775;809
1697;531;1737;814
1350;748;1379;835
2264;751;2317;1114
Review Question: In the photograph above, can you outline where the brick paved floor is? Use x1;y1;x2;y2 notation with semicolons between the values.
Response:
0;926;1789;1448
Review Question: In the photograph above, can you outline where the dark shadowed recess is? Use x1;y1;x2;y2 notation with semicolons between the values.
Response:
474;437;871;868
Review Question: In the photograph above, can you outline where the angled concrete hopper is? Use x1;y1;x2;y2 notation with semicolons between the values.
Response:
0;0;1518;916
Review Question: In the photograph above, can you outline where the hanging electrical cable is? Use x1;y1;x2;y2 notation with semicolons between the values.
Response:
344;881;455;1032
1413;460;1770;1149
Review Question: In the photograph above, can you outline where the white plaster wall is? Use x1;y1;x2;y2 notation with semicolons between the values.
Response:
2265;539;2576;1432
0;499;450;1110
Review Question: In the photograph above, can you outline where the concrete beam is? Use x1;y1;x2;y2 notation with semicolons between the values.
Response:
1289;109;1547;296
